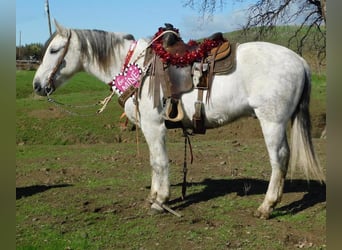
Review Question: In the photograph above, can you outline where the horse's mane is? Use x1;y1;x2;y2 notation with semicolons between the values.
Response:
43;28;135;73
74;29;135;72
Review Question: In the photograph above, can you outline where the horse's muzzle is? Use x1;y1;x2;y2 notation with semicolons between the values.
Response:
33;81;54;96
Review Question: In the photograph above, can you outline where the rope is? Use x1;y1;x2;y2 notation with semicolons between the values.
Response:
153;200;182;218
97;91;115;114
47;95;100;117
134;90;141;157
47;96;99;109
181;129;193;200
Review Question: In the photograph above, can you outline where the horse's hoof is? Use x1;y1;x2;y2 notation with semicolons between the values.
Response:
149;207;164;215
148;202;164;215
253;209;270;219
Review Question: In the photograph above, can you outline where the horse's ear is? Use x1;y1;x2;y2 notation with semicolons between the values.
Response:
54;19;70;38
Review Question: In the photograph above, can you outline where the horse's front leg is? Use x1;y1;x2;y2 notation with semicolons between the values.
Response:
140;119;170;213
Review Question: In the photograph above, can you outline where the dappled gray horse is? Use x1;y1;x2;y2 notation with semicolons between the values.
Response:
33;21;324;219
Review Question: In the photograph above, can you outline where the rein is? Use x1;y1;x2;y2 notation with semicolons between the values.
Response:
46;31;72;94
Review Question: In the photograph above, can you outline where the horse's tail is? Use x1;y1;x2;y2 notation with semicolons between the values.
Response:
289;63;325;182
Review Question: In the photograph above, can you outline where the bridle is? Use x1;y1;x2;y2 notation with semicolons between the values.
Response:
46;31;72;95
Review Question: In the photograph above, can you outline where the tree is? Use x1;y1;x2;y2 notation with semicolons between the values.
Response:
16;43;44;60
184;0;326;66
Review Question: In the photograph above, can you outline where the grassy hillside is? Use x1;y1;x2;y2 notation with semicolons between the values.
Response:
224;26;326;73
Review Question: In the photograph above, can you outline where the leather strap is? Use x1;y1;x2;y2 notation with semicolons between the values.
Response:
47;31;72;91
206;42;221;103
162;66;172;98
118;85;137;108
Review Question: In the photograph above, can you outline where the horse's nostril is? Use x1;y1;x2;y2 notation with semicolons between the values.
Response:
45;86;52;95
34;82;42;92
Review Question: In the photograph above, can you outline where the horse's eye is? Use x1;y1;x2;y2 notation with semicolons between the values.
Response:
50;48;60;54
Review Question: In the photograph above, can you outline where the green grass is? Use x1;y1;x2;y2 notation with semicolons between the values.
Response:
311;73;326;102
16;142;326;249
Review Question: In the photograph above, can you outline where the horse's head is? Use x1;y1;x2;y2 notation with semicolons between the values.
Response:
33;20;81;96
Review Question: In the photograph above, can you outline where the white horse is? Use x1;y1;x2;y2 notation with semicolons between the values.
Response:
33;21;324;219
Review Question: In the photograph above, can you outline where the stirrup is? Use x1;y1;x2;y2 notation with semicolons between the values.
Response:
164;98;184;122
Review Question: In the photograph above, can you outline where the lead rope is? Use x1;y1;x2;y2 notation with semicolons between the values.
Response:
97;91;115;114
181;129;193;200
47;94;101;117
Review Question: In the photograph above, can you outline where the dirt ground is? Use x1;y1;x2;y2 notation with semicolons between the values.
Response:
16;113;326;249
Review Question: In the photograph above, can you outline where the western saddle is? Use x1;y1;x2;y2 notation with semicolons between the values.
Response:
144;24;238;134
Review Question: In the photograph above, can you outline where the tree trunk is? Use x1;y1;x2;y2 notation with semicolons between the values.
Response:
320;0;326;23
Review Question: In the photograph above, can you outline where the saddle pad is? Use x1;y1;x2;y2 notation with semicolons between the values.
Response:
211;42;238;75
208;41;231;61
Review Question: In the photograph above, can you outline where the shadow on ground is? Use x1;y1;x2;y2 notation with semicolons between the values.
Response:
168;178;325;217
16;184;72;200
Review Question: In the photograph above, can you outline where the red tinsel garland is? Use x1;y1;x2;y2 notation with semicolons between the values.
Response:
151;27;225;67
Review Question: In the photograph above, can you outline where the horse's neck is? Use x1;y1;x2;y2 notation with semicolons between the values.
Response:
81;39;132;83
82;63;118;83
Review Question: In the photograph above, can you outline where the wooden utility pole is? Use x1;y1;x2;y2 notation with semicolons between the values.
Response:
18;31;22;59
45;0;52;36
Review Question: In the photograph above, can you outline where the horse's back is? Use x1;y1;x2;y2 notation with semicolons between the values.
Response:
237;41;307;78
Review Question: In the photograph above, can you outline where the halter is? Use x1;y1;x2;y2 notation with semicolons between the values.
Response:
46;31;72;95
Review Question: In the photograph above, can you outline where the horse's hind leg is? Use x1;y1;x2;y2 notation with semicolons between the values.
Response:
255;119;290;219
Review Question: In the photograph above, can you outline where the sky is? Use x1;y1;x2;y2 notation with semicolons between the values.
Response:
16;0;255;46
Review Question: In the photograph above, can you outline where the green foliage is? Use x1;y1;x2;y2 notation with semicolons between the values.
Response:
16;43;44;60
